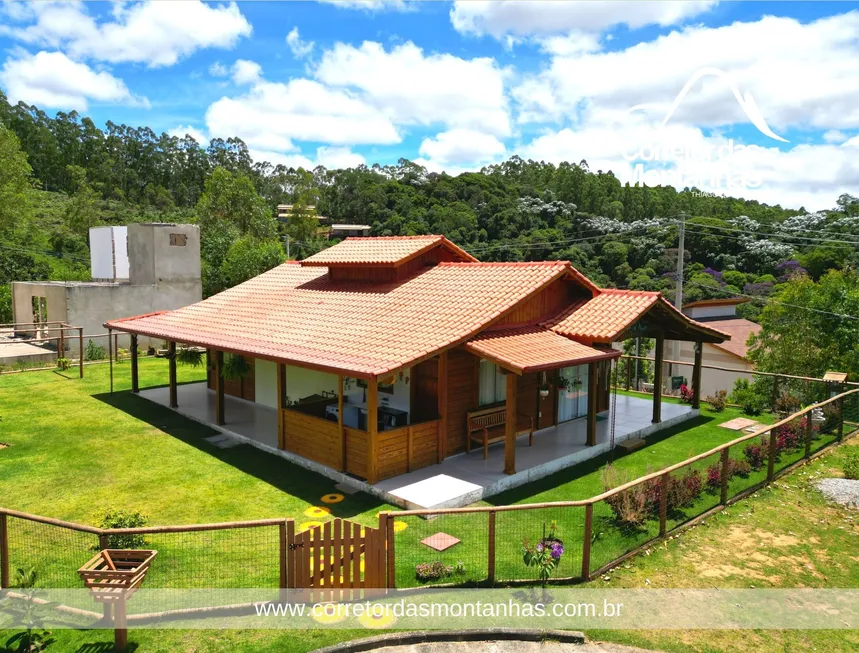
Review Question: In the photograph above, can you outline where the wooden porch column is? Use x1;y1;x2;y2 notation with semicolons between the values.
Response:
130;334;139;393
587;361;598;446
277;363;286;449
367;377;379;484
338;376;345;471
652;335;664;424
437;351;449;463
215;351;225;426
691;341;703;409
504;372;517;475
168;341;178;408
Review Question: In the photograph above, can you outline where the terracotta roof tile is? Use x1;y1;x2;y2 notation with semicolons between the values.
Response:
704;318;761;360
300;235;477;267
107;260;568;377
466;326;619;374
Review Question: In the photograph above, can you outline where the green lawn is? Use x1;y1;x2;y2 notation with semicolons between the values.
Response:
1;362;853;652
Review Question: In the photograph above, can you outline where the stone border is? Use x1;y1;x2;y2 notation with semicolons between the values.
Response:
309;628;586;653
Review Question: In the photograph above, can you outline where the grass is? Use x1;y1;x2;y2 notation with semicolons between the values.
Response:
0;362;854;652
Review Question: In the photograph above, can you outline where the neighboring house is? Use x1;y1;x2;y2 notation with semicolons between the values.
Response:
329;224;371;239
671;298;761;397
11;223;202;350
107;236;728;493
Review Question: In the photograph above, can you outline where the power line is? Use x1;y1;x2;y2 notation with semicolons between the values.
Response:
670;219;859;247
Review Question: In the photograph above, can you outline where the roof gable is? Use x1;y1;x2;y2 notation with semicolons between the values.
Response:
300;235;477;268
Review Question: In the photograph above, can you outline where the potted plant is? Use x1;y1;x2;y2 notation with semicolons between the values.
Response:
176;347;204;368
223;353;251;380
539;382;550;398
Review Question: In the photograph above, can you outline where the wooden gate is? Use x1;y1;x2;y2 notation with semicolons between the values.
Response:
289;517;387;589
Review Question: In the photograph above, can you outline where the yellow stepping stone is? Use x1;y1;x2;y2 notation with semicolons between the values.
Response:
321;493;345;504
304;506;331;518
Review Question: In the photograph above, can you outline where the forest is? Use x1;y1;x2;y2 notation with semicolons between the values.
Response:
2;90;859;381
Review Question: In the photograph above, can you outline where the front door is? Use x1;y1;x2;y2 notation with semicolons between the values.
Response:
557;365;589;422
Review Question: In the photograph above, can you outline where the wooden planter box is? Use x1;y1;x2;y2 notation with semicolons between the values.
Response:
78;549;158;602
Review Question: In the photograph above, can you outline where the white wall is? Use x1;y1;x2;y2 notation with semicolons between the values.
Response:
285;365;339;404
254;359;278;409
685;304;738;319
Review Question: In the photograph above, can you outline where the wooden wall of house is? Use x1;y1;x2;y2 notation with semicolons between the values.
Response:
495;278;589;327
445;348;479;456
517;372;539;428
284;409;342;470
344;427;367;478
410;358;439;422
206;350;255;402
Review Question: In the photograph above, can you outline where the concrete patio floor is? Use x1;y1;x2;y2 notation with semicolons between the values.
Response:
139;383;696;509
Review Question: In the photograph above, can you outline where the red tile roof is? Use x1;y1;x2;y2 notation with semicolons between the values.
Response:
704;318;761;360
465;326;619;374
107;260;569;378
300;235;477;267
546;289;729;343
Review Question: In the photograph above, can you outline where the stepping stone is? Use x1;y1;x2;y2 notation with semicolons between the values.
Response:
335;482;361;495
616;438;646;452
421;532;461;551
720;417;759;431
204;434;240;449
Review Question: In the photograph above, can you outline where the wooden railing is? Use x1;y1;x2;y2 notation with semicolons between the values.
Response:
376;419;440;481
283;409;342;470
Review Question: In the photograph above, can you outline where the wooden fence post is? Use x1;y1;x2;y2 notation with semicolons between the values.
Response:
98;533;112;622
581;504;593;581
625;359;632;391
771;374;779;410
286;519;296;589
78;327;84;378
487;510;496;585
0;513;9;589
381;513;395;589
804;411;813;458
279;521;288;589
659;473;669;536
720;448;730;505
767;428;777;482
838;394;845;441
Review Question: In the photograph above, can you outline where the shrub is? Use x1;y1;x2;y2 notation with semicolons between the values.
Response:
84;339;106;361
705;390;727;412
98;510;148;549
731;459;752;478
415;561;454;583
667;469;703;510
679;383;694;404
773;392;801;416
844;449;859;480
773;421;803;453
744;442;766;471
56;357;70;371
729;379;768;416
706;464;721;492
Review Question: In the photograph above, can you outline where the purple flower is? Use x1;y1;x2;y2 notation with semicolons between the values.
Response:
703;267;723;282
535;543;544;553
551;543;564;559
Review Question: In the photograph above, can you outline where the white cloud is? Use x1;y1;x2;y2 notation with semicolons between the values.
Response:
450;0;716;38
418;129;506;167
844;135;859;148
205;79;400;151
209;61;228;77
316;0;412;12
286;27;314;59
248;146;365;170
513;12;859;131
316;41;511;137
8;1;251;67
231;59;262;85
0;50;147;111
169;125;208;145
823;130;847;144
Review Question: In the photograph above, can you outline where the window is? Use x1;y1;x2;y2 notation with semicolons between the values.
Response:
169;233;187;247
478;360;507;406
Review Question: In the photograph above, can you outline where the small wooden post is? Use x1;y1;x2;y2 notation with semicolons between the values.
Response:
767;428;777;482
0;513;9;589
78;327;84;378
804;410;813;458
720;447;730;505
381;513;395;589
108;328;114;395
367;377;379;484
114;597;128;652
215;351;225;426
625;359;632;390
587;361;598;446
59;326;65;360
838;393;845;441
691;341;703;409
771;374;780;410
277;363;286;449
652;334;664;423
279;521;288;589
437;351;449;463
504;372;517;475
581;504;593;581
659;472;669;536
114;333;119;362
98;534;112;623
130;335;139;393
168;341;178;408
487;509;496;585
286;519;296;589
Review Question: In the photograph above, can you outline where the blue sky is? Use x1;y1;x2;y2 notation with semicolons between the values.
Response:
1;1;858;210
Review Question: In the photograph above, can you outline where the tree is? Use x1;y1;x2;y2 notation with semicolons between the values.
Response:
0;123;34;234
220;236;285;288
63;165;99;235
196;167;276;240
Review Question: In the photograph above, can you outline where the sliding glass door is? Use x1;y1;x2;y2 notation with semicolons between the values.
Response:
557;365;589;422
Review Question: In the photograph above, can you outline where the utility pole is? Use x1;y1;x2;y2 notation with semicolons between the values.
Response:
286;234;290;259
672;212;687;381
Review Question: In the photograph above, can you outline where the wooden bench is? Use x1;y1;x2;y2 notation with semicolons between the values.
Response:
466;406;534;459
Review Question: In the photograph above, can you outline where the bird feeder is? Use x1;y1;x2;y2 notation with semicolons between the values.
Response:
78;549;157;652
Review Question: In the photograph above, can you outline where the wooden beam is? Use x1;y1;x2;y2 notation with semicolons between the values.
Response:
504;372;517;475
168;341;178;408
130;334;139;393
277;364;286;449
652;334;664;424
367;377;379;484
78;327;84;379
587;361;598;446
437;351;448;463
108;328;114;395
691;341;703;409
338;376;345;471
215;351;225;426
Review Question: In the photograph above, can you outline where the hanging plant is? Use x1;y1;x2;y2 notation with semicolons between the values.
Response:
556;376;571;391
176;347;204;368
223;353;251;380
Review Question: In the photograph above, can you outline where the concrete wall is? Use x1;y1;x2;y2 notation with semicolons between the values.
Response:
254;359;278;409
670;341;754;398
685;304;738;319
128;223;201;286
10;282;69;336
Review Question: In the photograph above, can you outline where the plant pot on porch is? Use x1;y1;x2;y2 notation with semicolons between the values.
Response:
540;388;550;398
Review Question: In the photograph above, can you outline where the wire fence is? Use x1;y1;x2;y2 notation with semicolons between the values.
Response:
1;390;857;603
